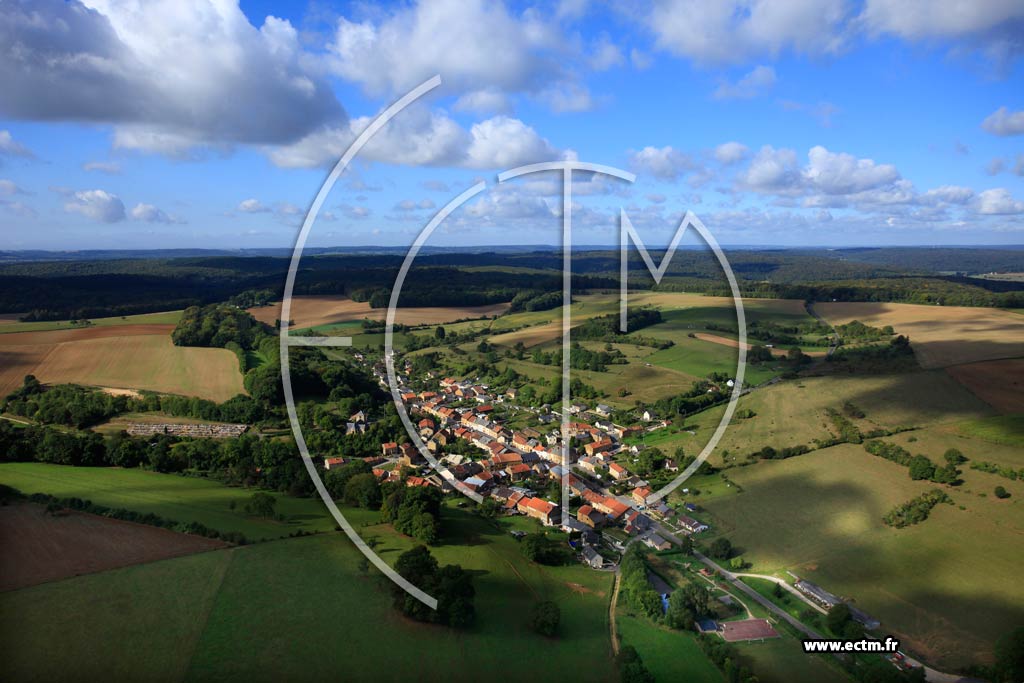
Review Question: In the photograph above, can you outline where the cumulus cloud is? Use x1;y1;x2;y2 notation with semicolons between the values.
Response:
0;130;34;158
453;89;513;115
976;188;1024;214
64;189;125;222
859;0;1024;46
803;146;900;194
130;202;182;223
628;146;695;180
590;35;625;71
739;145;801;192
715;141;749;164
421;180;451;192
922;185;975;205
83;161;121;174
466;116;558;169
394;198;437;212
713;65;777;99
0;0;344;155
0;179;26;196
327;0;561;97
981;106;1024;136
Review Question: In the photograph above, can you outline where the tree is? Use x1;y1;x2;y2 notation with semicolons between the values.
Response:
908;455;936;481
679;534;694;555
616;646;656;683
826;603;852;635
529;600;561;637
995;626;1024;683
709;537;732;560
245;491;277;518
994;486;1011;499
666;583;709;630
392;546;474;628
434;325;446;340
344;472;382;510
943;448;967;465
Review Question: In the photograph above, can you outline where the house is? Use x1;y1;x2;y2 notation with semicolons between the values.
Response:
641;410;656;422
585;439;614;457
608;462;628;480
505;387;518;399
632;486;653;505
581;545;604;569
381;442;400;456
418;417;435;431
323;456;346;470
568;402;588;414
517;497;559;525
507;463;532;481
577;505;606;529
678;515;709;534
595;404;613;417
644;534;672;551
576;456;602;474
349;410;368;423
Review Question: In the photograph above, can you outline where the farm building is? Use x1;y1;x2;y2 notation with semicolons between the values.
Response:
794;580;842;608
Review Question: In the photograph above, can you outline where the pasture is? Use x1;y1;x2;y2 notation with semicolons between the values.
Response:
615;614;723;683
250;296;510;330
0;310;183;335
1;503;616;682
816;301;1024;368
0;463;335;540
697;445;1024;670
0;500;226;591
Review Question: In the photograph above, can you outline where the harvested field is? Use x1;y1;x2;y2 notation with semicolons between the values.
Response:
946;359;1024;414
720;618;780;642
0;501;226;592
249;296;510;330
816;302;1024;368
0;328;245;402
692;332;825;357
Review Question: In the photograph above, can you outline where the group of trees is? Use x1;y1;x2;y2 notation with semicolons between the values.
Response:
970;460;1024;482
530;343;627;372
392;545;475;627
863;441;962;486
509;290;562;313
882;489;953;528
518;532;571;565
694;634;759;683
615;645;656;683
381;484;444;545
827;334;916;372
619;546;663;619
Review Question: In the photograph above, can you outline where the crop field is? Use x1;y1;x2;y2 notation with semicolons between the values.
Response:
0;500;226;591
250;296;510;330
92;412;252;436
0;463;336;540
816;301;1024;368
945;358;1024;414
1;503;615;682
0;310;183;335
697;445;1024;670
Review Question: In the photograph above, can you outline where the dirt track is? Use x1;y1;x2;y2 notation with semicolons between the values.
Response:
0;501;227;592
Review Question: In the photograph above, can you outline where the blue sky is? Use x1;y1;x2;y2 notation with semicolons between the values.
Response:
0;0;1022;249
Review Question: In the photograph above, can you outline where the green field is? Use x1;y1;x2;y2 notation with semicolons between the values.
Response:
0;463;337;540
0;310;183;334
616;614;723;683
1;491;616;682
697;445;1024;670
733;638;850;683
954;414;1024;448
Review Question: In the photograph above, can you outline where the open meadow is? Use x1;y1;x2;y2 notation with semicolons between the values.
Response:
249;296;510;330
816;301;1024;368
0;493;616;683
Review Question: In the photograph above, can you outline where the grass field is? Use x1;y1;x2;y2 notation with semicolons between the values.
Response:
816;301;1024;369
953;415;1024;448
250;296;510;330
0;463;336;540
733;638;850;683
616;614;723;683
697;445;1024;669
0;310;183;335
1;499;616;682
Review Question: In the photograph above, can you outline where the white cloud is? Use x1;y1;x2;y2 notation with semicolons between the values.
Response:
131;202;182;223
976;188;1024;214
237;198;270;213
0;130;34;158
394;198;437;212
327;0;561;97
465;116;559;169
859;0;1024;40
0;0;343;155
803;146;900;194
646;193;667;203
64;189;125;222
713;65;777;99
981;106;1024;136
646;0;848;64
83;161;122;174
590;35;624;71
630;48;653;70
421;180;451;192
453;89;513;115
628;145;694;180
739;145;800;192
922;185;974;205
715;141;750;164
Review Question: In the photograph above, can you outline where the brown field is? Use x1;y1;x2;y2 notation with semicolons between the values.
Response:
692;332;825;358
249;296;511;330
946;359;1024;414
0;501;226;592
816;302;1024;368
0;325;244;401
0;313;23;325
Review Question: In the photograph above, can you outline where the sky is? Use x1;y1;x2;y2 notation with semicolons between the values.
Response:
0;0;1023;250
